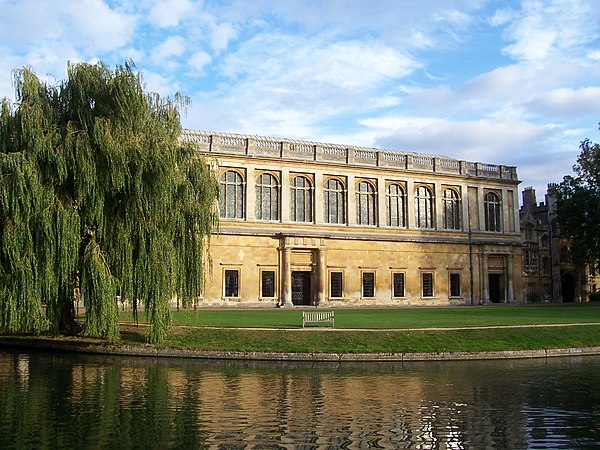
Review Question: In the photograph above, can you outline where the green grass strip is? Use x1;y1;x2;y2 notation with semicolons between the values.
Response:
123;303;600;329
156;325;600;354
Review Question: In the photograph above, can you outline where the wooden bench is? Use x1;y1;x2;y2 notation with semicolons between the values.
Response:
302;311;335;328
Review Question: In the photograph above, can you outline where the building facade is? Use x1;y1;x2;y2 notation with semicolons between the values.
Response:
519;185;597;303
183;130;523;307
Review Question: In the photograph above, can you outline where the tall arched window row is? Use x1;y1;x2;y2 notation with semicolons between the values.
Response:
290;175;313;222
220;170;244;219
255;173;279;221
356;181;376;225
324;178;346;224
442;188;461;230
415;185;434;228
484;191;502;232
386;183;406;227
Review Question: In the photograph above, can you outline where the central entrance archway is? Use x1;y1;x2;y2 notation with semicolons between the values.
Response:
291;271;312;305
489;273;504;303
561;273;576;302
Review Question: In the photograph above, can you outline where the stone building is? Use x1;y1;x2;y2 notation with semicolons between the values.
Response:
519;185;596;303
183;129;523;307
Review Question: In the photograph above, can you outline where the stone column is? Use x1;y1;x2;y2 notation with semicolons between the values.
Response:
482;252;489;302
314;171;323;225
246;166;255;220
281;168;290;223
435;181;443;229
316;248;326;306
281;246;293;306
347;174;355;226
406;179;416;229
506;254;514;303
377;176;386;228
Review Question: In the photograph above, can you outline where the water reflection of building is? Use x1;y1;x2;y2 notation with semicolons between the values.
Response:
183;130;523;306
519;186;599;302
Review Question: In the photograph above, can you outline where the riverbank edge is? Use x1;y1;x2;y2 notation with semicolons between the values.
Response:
2;336;600;362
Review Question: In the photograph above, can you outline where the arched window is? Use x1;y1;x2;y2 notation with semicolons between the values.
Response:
220;170;244;219
524;225;535;242
356;181;376;225
324;178;346;224
484;191;502;232
386;183;406;227
541;234;549;248
255;173;279;221
415;185;434;228
442;188;461;230
290;175;313;222
542;256;551;275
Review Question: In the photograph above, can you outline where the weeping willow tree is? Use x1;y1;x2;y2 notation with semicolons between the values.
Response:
0;61;219;343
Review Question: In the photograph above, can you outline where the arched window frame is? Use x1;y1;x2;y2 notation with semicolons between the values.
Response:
386;183;407;227
442;187;461;230
356;180;377;226
484;191;502;232
290;175;313;222
415;185;434;229
219;169;245;219
524;224;535;242
542;256;551;276
324;177;346;224
255;172;280;221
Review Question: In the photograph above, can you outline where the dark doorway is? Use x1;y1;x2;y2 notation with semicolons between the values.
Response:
489;274;503;303
292;271;312;305
561;273;576;302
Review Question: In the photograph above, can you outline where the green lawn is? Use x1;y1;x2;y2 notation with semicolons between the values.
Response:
115;303;600;354
124;303;600;329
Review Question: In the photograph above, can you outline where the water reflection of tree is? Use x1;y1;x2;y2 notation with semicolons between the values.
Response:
1;352;599;448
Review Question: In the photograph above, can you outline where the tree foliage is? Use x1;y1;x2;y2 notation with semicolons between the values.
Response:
556;135;600;266
0;61;219;343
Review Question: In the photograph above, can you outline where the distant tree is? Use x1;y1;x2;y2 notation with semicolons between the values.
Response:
0;61;219;343
555;133;600;267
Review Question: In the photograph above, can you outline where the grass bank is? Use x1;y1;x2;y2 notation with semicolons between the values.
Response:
115;304;600;354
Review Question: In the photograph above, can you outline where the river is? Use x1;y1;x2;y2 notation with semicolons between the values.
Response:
0;349;599;449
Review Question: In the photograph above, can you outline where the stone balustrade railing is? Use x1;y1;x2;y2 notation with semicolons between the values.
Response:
182;129;518;181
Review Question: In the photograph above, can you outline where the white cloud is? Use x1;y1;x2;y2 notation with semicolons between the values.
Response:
152;36;186;64
499;0;599;62
148;0;196;28
373;117;551;163
188;51;212;72
141;70;180;97
527;87;600;119
210;22;238;52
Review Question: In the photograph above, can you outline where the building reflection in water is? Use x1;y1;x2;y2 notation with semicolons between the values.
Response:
0;351;599;448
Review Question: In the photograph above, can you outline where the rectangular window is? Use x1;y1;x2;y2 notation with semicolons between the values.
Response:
525;250;538;271
261;270;275;298
422;272;434;297
449;273;461;297
330;271;343;298
362;272;375;297
224;269;240;297
392;272;405;298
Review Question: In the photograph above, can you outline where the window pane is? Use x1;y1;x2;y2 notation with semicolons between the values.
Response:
422;273;434;297
261;271;275;298
393;273;405;297
416;186;433;228
330;272;343;297
362;272;375;297
325;179;345;224
224;269;239;297
450;273;461;297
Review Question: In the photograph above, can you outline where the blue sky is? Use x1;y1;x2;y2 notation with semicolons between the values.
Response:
2;0;600;201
